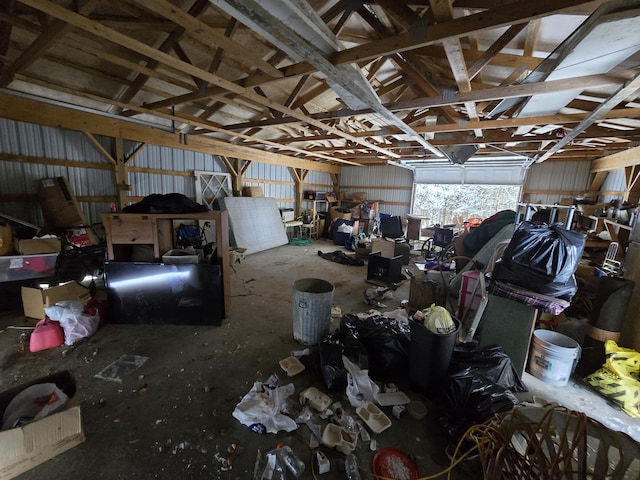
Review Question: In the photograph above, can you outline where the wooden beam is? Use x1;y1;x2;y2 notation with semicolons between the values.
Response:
329;0;594;66
467;23;527;80
0;92;342;174
523;19;541;58
20;0;397;159
134;0;282;79
83;131;115;165
429;0;481;135
14;72;356;166
537;71;640;162
0;0;102;87
591;146;640;173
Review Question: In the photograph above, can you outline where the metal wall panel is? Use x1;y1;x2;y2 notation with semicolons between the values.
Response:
524;161;592;205
4;117;628;231
341;165;413;217
600;169;627;204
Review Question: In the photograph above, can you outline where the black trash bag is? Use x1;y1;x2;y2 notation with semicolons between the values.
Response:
123;193;208;214
340;314;411;379
439;369;519;441
302;330;367;391
492;221;585;298
450;344;527;393
317;250;364;266
497;221;585;283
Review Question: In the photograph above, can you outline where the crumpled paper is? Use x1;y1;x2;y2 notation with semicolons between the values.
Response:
232;375;298;434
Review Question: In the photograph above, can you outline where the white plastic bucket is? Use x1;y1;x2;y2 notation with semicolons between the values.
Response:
528;329;581;386
292;278;334;345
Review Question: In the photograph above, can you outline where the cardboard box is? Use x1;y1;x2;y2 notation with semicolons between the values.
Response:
21;281;90;320
352;192;367;202
355;246;372;259
0;224;13;256
330;206;351;221
0;371;84;480
371;237;396;259
38;177;87;228
242;186;264;197
14;238;61;255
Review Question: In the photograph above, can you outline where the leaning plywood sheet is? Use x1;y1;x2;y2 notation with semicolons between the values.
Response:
220;197;288;254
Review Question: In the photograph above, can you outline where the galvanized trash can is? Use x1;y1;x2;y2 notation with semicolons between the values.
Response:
292;278;334;345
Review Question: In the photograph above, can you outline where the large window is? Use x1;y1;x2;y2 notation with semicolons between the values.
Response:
413;184;520;226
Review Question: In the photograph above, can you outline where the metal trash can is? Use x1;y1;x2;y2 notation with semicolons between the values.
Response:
292;278;334;345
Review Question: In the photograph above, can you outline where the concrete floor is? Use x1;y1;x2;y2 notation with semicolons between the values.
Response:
1;239;639;479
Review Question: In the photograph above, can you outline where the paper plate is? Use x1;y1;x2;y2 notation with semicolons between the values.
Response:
372;448;420;480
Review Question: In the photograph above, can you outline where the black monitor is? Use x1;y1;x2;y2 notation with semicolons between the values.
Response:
105;262;222;326
380;216;404;238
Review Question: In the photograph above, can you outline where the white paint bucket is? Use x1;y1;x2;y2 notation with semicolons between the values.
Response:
528;329;581;387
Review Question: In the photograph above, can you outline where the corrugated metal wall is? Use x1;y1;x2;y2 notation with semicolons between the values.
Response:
0;119;335;227
1;117;631;230
521;160;625;205
599;169;627;204
0;119;116;226
340;165;414;217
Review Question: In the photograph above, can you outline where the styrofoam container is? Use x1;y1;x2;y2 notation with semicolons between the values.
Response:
162;249;200;264
279;356;305;377
321;423;356;455
376;391;410;406
356;402;392;434
299;387;331;411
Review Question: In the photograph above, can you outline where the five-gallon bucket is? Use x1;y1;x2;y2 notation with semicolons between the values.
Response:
528;329;581;386
292;278;334;345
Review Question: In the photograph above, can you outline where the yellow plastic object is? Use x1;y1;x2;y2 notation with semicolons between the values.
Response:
585;340;640;418
423;304;455;334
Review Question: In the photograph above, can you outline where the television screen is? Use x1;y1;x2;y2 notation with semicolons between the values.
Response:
105;262;222;325
380;216;404;238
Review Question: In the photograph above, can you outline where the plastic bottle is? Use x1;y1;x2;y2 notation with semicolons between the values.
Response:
278;445;305;478
345;454;361;480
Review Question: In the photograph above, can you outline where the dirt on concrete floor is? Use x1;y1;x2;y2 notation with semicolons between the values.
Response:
0;240;475;480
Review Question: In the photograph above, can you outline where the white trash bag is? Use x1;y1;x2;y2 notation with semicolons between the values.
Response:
44;300;99;345
343;355;380;408
232;375;298;434
2;383;69;431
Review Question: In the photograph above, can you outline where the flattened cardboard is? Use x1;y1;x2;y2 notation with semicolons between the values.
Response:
0;371;84;480
38;177;86;228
